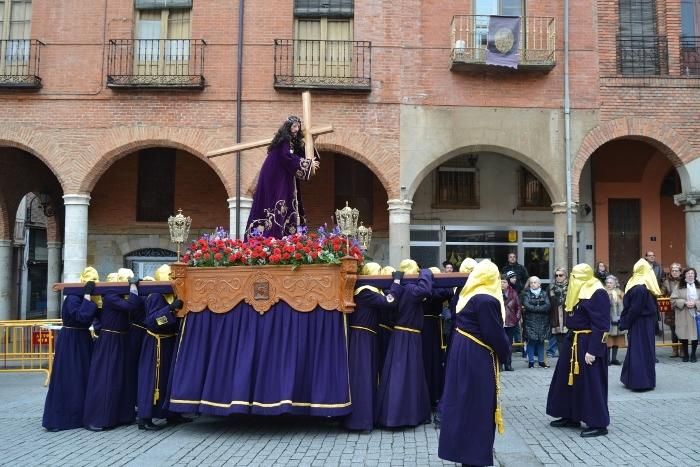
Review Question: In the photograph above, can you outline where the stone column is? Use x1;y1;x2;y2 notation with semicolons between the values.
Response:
552;201;578;270
0;239;12;321
387;199;412;268
46;241;62;319
63;193;90;283
674;192;700;268
228;196;254;240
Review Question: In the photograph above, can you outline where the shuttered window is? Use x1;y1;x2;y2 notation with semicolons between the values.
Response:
294;0;353;18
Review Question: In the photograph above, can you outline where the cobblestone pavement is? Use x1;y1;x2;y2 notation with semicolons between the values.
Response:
2;346;700;466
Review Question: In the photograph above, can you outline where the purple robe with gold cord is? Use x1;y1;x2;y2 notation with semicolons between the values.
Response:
422;287;453;405
438;295;510;467
375;269;433;428
619;284;657;391
546;288;611;429
245;140;313;239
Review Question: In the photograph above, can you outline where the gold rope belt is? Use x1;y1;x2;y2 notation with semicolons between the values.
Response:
131;323;147;331
568;330;592;386
456;328;505;434
62;326;90;331
146;330;177;405
394;325;421;334
378;324;393;332
349;325;377;335
101;328;127;334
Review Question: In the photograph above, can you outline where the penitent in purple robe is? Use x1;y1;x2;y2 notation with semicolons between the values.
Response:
124;303;147;416
422;287;453;405
42;296;97;431
138;294;179;419
375;269;433;428
83;292;143;429
439;295;511;467
245;140;313;239
343;284;401;432
619;285;657;391
546;288;611;429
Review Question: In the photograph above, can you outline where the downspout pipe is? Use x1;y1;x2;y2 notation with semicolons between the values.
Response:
564;0;573;270
235;0;245;239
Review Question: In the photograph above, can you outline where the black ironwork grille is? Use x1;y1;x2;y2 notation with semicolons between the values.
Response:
107;39;206;89
616;35;668;75
274;39;371;91
681;36;700;75
0;39;43;89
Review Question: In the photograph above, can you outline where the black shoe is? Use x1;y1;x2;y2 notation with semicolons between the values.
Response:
683;356;690;362
581;427;608;438
167;414;194;425
550;418;580;428
528;362;534;368
45;428;61;433
504;365;514;371
138;419;162;431
691;355;697;363
539;362;550;368
610;359;621;365
85;425;104;432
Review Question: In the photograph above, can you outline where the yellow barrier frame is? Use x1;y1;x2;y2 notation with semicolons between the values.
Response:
0;319;62;386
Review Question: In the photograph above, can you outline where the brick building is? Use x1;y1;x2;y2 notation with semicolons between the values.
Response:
0;0;698;319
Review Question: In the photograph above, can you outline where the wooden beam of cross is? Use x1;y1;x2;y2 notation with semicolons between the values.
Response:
207;91;333;166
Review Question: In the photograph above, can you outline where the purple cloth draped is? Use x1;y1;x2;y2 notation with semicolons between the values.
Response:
422;288;452;405
375;269;433;428
546;289;611;429
619;285;657;391
438;295;510;466
168;303;351;417
343;286;400;431
486;16;521;69
83;292;143;429
244;140;312;239
42;296;97;431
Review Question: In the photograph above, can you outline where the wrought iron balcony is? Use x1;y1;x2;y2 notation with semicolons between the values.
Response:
681;36;700;76
107;39;206;89
450;15;555;72
616;35;668;76
274;39;371;91
0;39;43;89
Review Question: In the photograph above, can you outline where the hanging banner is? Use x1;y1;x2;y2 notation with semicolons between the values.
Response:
485;16;521;69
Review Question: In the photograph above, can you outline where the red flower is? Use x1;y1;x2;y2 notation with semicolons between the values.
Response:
214;252;223;261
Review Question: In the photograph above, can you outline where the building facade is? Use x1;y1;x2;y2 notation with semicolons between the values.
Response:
0;0;699;319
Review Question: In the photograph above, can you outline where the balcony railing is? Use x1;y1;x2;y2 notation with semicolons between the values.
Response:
681;36;700;76
616;35;668;76
274;39;371;91
0;39;43;89
450;15;555;71
107;39;206;89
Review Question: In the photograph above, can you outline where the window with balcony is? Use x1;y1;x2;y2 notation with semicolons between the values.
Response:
107;0;205;89
617;0;667;75
433;155;480;209
681;0;700;75
0;0;41;88
274;0;371;90
518;167;551;210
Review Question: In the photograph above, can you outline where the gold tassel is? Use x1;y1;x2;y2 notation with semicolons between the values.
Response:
153;388;160;405
494;407;505;434
568;372;574;386
574;361;580;375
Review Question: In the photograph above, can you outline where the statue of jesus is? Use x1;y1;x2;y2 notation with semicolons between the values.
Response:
245;116;320;239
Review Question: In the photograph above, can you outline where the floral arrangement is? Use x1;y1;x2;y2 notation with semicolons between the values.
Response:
182;226;365;268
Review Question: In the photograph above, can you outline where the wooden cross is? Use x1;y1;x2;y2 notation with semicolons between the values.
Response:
207;91;333;167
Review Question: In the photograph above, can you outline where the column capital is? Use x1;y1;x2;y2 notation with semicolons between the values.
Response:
63;193;91;206
551;201;578;215
387;199;413;213
674;192;700;211
46;241;62;249
227;196;254;209
0;239;11;248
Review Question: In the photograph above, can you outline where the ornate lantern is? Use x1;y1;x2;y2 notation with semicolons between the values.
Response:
335;202;360;254
168;209;192;262
357;222;372;251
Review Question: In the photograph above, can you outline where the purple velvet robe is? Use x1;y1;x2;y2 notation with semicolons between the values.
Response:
438;294;510;467
83;292;143;429
138;294;179;419
375;269;433;427
124;304;146;416
619;285;657;391
42;296;97;431
245;140;313;239
422;287;453;405
546;288;611;429
343;285;401;431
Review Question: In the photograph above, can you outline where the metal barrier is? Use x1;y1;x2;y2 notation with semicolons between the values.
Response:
0;320;61;386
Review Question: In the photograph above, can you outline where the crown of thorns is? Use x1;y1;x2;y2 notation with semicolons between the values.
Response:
287;115;301;124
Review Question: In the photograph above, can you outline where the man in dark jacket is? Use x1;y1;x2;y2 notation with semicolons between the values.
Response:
503;252;529;294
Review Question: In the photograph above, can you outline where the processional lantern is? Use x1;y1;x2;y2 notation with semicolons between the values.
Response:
335;202;360;254
168;209;192;262
357;222;372;251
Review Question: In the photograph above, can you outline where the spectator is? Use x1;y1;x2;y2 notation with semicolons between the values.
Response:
501;274;521;372
662;263;683;358
442;260;454;273
671;267;700;363
505;270;525;358
595;262;610;284
503;252;528;294
548;267;568;358
605;275;625;365
644;251;664;284
522;276;551;368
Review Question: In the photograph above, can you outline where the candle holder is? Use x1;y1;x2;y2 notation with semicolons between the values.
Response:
168;209;192;262
335;202;359;254
357;222;372;251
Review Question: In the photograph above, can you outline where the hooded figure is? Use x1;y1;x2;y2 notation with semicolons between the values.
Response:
546;263;610;438
438;260;510;467
42;267;100;431
83;269;143;431
422;267;453;406
619;259;661;391
375;260;433;427
343;262;402;432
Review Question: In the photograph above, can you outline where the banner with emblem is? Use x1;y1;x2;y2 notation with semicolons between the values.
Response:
485;15;521;69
